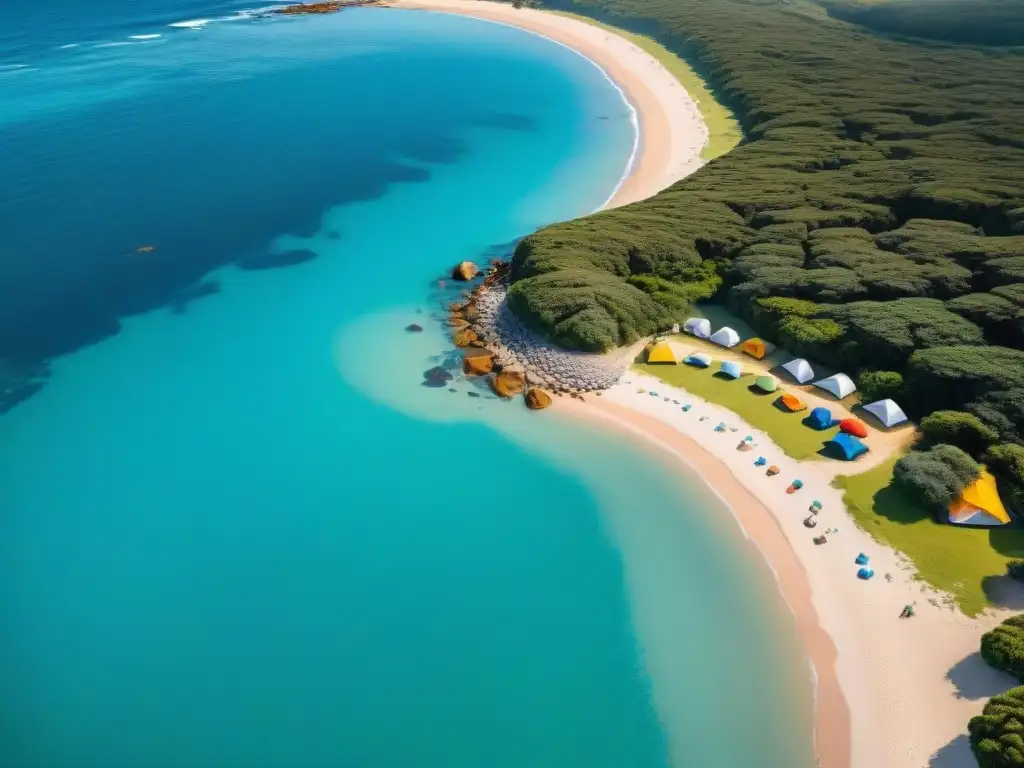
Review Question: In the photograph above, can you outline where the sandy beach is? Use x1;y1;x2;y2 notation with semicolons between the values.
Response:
382;0;709;208
561;370;1016;768
384;3;1012;765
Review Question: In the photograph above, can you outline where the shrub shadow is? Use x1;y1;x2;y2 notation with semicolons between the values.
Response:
947;651;1017;701
929;734;972;767
982;575;1024;609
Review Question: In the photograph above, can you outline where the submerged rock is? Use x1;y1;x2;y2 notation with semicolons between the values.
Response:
490;370;526;398
422;366;453;388
451;261;479;281
405;323;423;333
524;388;552;410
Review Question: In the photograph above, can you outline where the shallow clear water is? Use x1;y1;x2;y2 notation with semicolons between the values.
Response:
0;5;814;767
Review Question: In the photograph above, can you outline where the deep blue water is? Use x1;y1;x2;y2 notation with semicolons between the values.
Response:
0;4;815;767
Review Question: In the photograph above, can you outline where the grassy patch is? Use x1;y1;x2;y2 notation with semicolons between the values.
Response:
635;362;840;460
550;11;742;160
835;459;1024;616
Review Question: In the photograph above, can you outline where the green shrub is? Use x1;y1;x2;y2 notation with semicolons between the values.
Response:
981;616;1024;681
970;685;1024;768
857;370;904;404
920;410;1000;458
1007;560;1024;583
893;444;980;512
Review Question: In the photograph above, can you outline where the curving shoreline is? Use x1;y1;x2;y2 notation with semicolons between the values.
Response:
381;0;708;209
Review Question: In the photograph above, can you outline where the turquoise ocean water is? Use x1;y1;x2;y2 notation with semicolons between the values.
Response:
0;5;815;766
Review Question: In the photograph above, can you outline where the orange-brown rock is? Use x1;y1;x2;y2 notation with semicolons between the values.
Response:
463;303;480;321
463;352;494;376
453;328;479;348
524;388;552;410
490;371;526;398
451;261;479;281
275;1;368;16
448;315;469;328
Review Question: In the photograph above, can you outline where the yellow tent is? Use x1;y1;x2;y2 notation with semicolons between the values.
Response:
739;337;768;360
646;341;677;364
948;470;1011;526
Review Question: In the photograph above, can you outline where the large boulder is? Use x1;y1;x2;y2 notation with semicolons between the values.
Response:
452;261;479;281
463;351;494;376
491;371;526;398
453;328;479;347
423;366;453;388
524;388;553;410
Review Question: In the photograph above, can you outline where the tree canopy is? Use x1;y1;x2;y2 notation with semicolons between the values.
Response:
970;685;1024;768
509;0;1024;437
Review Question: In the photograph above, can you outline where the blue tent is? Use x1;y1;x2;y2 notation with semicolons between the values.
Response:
855;553;870;566
808;407;834;430
720;360;742;379
857;567;875;580
828;433;869;461
685;353;712;368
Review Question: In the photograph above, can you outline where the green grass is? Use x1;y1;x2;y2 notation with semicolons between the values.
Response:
550;11;742;160
835;459;1024;616
635;361;840;460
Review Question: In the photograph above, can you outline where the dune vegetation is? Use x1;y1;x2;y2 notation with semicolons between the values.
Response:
822;0;1024;47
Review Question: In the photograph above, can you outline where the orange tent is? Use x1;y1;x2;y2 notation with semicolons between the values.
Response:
779;393;807;412
739;337;768;359
839;418;869;438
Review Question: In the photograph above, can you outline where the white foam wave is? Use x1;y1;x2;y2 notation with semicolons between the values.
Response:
0;63;29;70
58;43;80;50
129;34;162;40
168;18;211;29
93;41;133;48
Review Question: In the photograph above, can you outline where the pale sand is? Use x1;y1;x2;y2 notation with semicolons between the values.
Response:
381;0;709;208
561;373;1017;768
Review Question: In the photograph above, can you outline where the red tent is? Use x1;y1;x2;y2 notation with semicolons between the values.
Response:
839;418;868;438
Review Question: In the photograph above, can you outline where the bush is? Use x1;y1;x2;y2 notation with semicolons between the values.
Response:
1007;560;1024;583
982;616;1024;681
857;370;904;403
919;410;1000;458
893;444;980;512
970;685;1024;768
988;444;1024;490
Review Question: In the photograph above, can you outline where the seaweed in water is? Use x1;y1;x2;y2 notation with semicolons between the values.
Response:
236;249;318;271
170;280;222;314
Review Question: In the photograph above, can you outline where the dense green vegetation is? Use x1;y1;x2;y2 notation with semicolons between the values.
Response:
970;685;1024;767
835;459;1024;616
510;0;1024;446
919;411;1000;459
824;0;1024;48
982;615;1024;682
893;443;979;511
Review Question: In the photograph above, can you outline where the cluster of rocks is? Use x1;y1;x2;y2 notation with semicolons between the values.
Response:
275;0;378;16
446;260;627;398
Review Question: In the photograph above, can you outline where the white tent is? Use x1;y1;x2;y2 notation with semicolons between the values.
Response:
684;317;711;339
813;373;856;399
863;399;908;428
684;352;712;368
781;358;814;384
709;326;740;348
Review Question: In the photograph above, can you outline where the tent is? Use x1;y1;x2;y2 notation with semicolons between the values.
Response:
839;418;869;438
949;470;1011;526
864;399;908;428
709;326;740;348
685;352;712;368
646;341;676;364
720;360;743;379
857;567;875;580
808;407;834;430
814;373;856;399
779;393;807;412
755;375;777;393
739;337;768;359
855;553;870;566
828;433;868;461
683;317;711;339
781;358;814;384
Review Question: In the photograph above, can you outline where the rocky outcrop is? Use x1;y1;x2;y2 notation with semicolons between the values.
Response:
524;388;552;410
275;1;375;16
453;328;478;347
463;350;494;376
490;370;526;398
451;261;479;281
